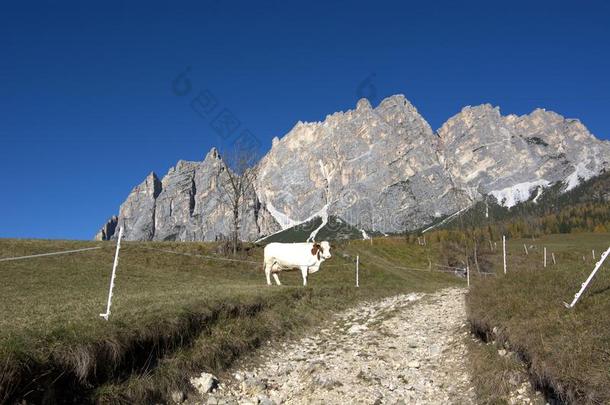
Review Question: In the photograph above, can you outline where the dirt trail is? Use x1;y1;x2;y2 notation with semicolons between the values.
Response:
197;288;475;404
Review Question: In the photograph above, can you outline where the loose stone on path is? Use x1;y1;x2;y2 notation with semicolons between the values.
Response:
189;288;475;404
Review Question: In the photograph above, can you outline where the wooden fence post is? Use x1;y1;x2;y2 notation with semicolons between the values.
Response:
565;247;610;308
503;235;507;274
100;227;124;321
474;242;480;273
544;247;547;268
356;255;359;288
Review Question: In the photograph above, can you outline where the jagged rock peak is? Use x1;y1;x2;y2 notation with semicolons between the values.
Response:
205;147;221;161
278;95;424;142
460;103;497;112
171;160;199;172
142;172;162;198
446;104;580;127
94;215;118;241
147;171;160;181
375;94;421;113
295;120;321;128
356;98;372;111
377;93;408;106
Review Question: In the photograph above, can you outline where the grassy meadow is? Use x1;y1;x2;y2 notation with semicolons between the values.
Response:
0;237;459;403
466;232;610;404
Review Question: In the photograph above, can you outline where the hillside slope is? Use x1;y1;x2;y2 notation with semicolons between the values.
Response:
423;171;610;235
466;233;610;404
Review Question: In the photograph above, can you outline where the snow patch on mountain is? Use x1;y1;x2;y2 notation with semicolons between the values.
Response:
307;204;329;242
532;186;544;203
422;205;473;233
266;202;300;229
564;163;598;191
256;203;330;243
489;180;550;208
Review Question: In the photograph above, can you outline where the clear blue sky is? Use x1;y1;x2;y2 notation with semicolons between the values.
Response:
1;0;609;240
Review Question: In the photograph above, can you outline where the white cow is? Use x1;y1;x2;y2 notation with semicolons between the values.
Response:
263;241;332;286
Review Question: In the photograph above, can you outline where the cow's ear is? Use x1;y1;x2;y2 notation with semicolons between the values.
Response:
311;244;318;256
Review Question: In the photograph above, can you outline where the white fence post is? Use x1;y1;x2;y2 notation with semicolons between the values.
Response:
544;247;547;268
356;255;359;288
467;263;470;288
565;247;610;308
592;249;596;260
523;244;528;255
503;235;507;274
552;252;556;265
100;227;124;320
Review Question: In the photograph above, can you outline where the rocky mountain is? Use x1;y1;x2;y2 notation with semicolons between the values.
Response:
97;149;263;241
95;95;610;241
439;105;609;207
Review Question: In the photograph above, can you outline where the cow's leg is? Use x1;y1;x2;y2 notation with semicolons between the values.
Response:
270;262;281;285
300;266;308;286
264;262;272;286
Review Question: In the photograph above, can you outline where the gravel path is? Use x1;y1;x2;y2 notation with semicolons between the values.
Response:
194;287;475;404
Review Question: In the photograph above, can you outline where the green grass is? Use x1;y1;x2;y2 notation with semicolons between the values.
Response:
466;232;610;404
0;237;459;403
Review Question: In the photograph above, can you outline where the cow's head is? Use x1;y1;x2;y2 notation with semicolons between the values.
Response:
311;241;332;261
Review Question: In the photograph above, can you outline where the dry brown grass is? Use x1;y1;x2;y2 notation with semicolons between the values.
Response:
466;338;526;405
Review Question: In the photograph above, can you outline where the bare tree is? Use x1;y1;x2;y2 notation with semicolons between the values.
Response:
216;141;259;256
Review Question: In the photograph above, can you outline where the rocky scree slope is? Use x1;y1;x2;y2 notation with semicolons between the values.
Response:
96;95;609;241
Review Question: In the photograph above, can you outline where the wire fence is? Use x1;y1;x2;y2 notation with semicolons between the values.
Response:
0;242;460;273
0;246;102;262
388;264;463;275
17;236;595;283
2;236;606;314
132;245;354;268
4;238;576;281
